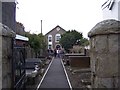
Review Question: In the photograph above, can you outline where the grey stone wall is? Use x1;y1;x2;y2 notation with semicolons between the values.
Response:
0;1;16;89
0;23;15;89
16;22;25;36
0;24;2;90
88;19;120;88
2;2;16;31
0;1;2;24
25;46;36;58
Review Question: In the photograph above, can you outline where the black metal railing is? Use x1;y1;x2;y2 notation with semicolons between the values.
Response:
12;46;26;89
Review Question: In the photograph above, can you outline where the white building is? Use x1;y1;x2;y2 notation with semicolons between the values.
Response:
102;0;120;21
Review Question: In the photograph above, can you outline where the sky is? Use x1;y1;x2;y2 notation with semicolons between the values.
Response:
16;0;106;38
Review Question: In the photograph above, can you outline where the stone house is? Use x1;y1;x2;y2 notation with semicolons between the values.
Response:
45;25;66;50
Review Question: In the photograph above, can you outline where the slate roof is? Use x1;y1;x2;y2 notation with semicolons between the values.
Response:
45;25;66;36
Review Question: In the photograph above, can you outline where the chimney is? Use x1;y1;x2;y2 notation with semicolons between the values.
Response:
41;20;42;34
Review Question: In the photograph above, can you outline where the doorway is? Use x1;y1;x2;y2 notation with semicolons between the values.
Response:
56;44;61;50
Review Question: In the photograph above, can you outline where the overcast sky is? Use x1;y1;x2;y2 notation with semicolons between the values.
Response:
16;0;106;38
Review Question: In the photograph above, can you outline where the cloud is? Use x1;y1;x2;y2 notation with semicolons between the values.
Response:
16;0;103;38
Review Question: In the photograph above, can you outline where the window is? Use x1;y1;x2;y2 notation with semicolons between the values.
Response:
49;37;52;42
48;35;52;42
56;36;60;42
48;44;52;49
55;34;61;42
56;27;60;31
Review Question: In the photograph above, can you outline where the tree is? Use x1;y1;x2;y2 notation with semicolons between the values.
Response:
38;33;47;56
79;38;89;46
60;30;83;52
25;32;47;57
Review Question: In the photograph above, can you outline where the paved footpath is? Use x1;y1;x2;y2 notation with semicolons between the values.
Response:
38;57;70;89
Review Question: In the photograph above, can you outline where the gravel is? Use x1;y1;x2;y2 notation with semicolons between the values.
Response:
65;66;91;89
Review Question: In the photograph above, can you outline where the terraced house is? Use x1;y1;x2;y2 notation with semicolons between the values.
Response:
45;25;66;50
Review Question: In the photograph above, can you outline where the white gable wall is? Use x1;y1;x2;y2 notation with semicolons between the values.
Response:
102;0;120;21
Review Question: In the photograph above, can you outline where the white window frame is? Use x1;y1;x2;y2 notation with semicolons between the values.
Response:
48;44;52;49
48;35;52;42
55;34;61;42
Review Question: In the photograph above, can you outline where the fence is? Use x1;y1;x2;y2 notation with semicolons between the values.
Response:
12;44;26;88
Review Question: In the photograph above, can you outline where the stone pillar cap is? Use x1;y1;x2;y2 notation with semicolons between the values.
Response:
0;23;16;37
88;19;120;37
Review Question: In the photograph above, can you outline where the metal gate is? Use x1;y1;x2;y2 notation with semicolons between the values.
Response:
12;46;26;89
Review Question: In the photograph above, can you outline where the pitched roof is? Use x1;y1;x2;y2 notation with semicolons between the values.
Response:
45;25;66;36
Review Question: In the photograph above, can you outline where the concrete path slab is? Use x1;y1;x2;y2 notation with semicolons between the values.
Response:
39;57;70;89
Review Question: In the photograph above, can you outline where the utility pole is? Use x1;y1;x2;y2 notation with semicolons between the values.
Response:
41;20;42;34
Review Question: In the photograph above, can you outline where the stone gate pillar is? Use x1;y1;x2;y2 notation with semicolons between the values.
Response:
88;19;120;88
0;23;15;89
